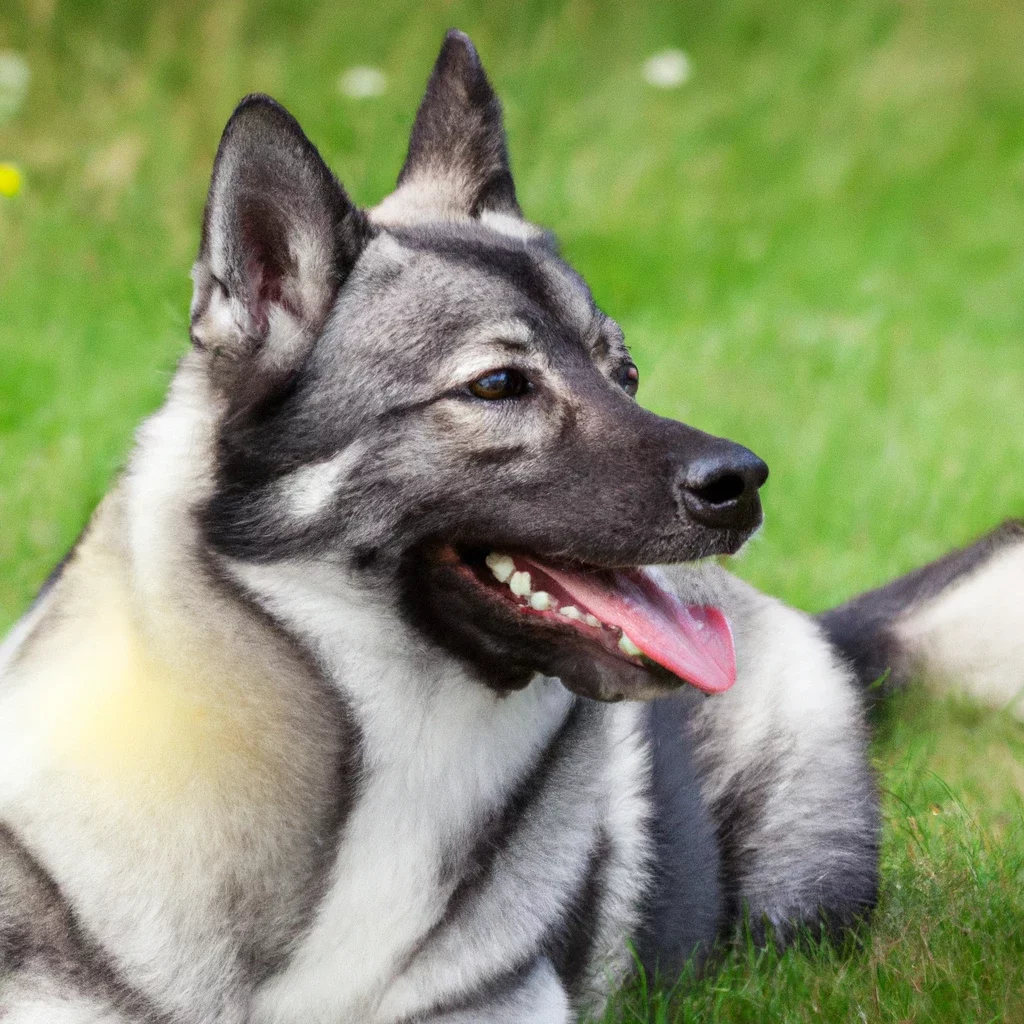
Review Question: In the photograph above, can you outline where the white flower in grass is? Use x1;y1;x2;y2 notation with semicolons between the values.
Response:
0;51;30;122
337;66;388;99
642;49;691;89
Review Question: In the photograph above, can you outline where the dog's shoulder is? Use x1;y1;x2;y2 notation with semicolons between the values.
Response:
657;562;878;933
0;485;364;1020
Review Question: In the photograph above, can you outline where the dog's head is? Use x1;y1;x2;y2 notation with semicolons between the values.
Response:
188;31;767;702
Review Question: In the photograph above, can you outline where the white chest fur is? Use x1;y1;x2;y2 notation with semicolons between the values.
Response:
240;562;577;1023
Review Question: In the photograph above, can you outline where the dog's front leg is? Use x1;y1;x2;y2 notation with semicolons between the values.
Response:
651;563;880;941
416;960;571;1024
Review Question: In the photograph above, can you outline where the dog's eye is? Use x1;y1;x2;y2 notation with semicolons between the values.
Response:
620;363;639;397
468;369;530;400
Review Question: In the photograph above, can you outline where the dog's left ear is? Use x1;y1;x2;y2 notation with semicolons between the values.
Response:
190;94;372;394
376;30;520;223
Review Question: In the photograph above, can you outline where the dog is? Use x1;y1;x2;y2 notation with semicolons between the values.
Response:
1;29;1021;1024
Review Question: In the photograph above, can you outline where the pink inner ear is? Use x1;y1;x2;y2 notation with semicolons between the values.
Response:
238;201;292;337
250;255;291;335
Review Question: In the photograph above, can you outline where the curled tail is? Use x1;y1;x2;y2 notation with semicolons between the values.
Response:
817;520;1024;716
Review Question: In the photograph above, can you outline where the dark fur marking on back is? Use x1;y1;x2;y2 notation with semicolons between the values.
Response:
0;823;167;1021
819;519;1024;694
200;558;365;983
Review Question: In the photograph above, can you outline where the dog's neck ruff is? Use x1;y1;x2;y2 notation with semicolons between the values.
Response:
112;374;651;1020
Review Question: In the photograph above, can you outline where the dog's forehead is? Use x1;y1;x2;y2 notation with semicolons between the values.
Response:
361;221;619;361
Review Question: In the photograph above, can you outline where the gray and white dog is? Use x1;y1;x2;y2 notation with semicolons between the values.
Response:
1;30;1022;1024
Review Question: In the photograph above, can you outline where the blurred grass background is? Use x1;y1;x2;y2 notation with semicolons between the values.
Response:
1;1;1022;1020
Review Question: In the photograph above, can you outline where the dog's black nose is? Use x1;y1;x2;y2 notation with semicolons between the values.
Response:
677;443;769;532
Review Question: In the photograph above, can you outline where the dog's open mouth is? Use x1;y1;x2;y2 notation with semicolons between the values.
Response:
440;545;736;694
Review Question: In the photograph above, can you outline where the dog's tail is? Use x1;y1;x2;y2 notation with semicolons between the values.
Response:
817;520;1024;716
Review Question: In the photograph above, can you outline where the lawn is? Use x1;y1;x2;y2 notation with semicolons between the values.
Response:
1;0;1023;1020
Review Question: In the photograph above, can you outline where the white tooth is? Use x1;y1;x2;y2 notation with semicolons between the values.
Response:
485;552;515;583
509;571;532;597
559;606;582;620
618;632;643;658
530;591;552;611
584;614;602;628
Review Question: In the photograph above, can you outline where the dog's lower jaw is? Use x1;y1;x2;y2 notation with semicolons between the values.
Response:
404;549;694;701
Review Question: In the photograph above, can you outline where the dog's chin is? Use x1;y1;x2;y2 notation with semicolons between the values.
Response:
405;543;732;702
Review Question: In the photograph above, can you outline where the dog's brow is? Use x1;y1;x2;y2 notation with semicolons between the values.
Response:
453;338;547;380
463;319;534;352
491;338;531;355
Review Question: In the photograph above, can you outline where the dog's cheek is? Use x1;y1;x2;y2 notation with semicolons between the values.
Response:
400;558;535;690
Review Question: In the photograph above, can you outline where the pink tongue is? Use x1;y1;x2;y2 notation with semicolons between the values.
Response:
521;559;736;694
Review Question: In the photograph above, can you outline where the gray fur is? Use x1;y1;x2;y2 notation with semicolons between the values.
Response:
1;28;1019;1024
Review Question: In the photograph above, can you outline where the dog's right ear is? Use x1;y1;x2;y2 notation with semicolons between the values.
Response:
373;30;520;225
190;95;372;391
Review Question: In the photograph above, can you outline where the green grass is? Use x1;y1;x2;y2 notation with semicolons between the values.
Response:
2;0;1023;1020
600;691;1024;1023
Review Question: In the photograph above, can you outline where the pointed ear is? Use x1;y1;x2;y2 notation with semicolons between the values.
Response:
378;30;520;223
190;94;372;385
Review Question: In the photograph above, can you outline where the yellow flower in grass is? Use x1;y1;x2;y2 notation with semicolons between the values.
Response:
0;162;21;197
